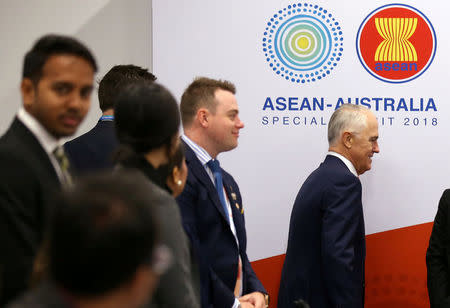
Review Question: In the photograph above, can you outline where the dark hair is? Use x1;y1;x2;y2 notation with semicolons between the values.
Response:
48;171;158;296
180;77;236;127
114;81;180;155
23;34;97;84
167;142;185;173
98;65;157;112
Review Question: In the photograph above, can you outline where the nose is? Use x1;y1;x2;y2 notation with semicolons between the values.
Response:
68;90;90;111
373;141;380;153
236;115;244;129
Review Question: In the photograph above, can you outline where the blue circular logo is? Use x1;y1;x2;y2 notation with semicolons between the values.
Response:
263;3;343;83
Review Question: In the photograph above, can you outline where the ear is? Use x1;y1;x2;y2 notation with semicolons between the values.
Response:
21;78;36;111
342;131;353;149
196;108;209;128
171;166;181;183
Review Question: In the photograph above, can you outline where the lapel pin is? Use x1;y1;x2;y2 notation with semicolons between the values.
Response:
231;192;237;201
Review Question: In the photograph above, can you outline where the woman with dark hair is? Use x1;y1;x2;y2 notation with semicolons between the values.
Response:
114;81;199;308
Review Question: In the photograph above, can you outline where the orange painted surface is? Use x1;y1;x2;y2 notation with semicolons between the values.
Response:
251;254;285;308
365;222;433;308
251;222;434;308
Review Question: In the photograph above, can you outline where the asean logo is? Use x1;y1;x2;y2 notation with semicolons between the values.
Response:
262;3;343;84
356;4;436;83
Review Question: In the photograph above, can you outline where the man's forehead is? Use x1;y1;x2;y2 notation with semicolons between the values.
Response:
215;89;238;108
41;54;94;78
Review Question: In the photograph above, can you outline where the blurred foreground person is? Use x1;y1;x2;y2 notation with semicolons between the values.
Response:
114;81;200;308
8;171;169;308
278;104;379;308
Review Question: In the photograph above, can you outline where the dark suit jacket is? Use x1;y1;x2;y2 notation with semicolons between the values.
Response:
64;120;118;175
176;142;266;308
278;155;365;308
0;118;61;306
426;189;450;308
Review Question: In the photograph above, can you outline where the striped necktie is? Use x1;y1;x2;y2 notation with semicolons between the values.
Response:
53;146;72;186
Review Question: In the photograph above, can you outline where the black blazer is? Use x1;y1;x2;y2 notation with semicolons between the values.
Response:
64;120;118;175
177;141;266;308
0;118;61;306
278;155;365;308
426;189;450;307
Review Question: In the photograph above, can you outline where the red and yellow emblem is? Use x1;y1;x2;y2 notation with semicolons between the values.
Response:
356;4;436;83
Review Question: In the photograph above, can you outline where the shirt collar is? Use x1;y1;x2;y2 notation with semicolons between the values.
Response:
17;107;62;155
181;135;213;166
327;151;358;177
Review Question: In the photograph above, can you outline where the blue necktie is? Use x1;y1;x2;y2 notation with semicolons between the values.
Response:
207;159;229;223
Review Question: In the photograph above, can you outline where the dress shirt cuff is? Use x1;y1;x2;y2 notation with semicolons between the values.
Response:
232;298;240;308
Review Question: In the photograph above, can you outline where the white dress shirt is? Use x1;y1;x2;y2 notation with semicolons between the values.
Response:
17;107;64;182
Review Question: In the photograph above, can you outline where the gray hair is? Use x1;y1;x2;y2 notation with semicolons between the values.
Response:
328;104;369;146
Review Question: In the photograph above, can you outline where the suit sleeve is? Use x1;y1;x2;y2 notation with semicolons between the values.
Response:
321;176;364;307
426;190;450;308
177;178;236;308
0;152;42;306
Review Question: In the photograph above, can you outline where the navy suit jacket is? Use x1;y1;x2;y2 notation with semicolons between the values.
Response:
176;142;266;308
64;120;118;175
426;189;450;307
0;118;61;306
278;155;365;308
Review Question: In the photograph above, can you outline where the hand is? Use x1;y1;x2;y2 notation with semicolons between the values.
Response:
239;292;266;308
239;301;255;308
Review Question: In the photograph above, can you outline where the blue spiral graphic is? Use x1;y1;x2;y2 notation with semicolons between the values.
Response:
263;3;343;83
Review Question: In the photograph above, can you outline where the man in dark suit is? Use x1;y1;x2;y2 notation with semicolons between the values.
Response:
7;171;169;308
177;77;268;308
0;34;97;306
65;65;156;175
426;191;450;307
278;104;380;308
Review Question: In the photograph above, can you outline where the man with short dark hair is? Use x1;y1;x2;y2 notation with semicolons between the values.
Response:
65;64;156;174
7;171;170;308
0;34;97;305
177;77;268;308
278;104;380;308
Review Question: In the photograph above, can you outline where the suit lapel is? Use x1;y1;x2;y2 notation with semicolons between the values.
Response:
183;141;230;223
9;118;60;184
223;178;245;246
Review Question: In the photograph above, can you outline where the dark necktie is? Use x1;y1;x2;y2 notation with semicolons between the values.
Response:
207;159;229;223
53;146;72;186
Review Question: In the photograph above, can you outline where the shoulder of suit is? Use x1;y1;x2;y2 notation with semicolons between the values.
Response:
65;124;104;147
441;189;450;202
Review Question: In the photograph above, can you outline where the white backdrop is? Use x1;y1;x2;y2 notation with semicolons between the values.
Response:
153;0;450;261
